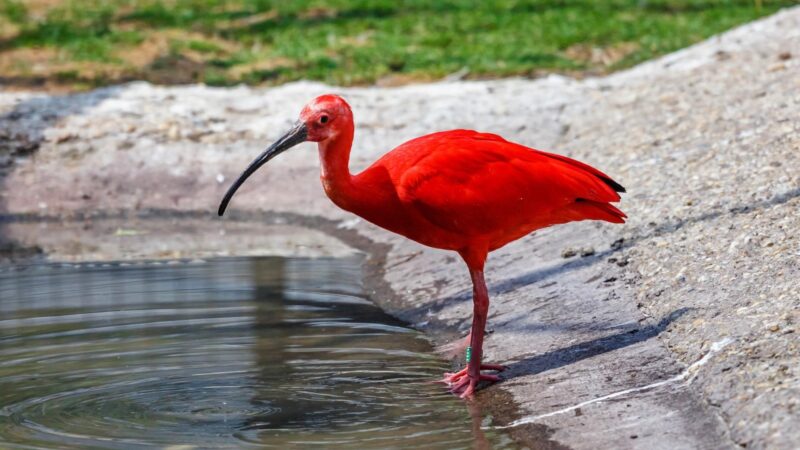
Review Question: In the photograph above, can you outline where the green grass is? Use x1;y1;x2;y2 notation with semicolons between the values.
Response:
0;0;795;90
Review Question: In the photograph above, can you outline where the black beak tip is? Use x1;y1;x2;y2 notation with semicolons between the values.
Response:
216;121;307;219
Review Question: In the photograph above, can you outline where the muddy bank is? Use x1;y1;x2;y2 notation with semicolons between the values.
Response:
2;6;799;449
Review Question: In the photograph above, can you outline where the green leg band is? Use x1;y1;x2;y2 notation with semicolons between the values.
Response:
466;346;472;363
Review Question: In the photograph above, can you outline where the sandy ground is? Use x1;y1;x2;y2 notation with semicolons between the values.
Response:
1;6;799;449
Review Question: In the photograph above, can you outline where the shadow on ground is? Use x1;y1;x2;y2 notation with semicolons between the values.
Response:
500;308;689;381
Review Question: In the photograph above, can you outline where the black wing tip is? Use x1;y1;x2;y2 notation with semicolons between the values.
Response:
602;177;626;194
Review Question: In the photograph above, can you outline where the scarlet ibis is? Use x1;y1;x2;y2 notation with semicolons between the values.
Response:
218;95;626;398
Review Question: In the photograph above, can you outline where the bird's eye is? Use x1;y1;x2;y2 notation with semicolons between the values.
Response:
319;115;329;124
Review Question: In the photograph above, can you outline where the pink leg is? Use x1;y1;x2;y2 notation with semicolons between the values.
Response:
441;253;502;398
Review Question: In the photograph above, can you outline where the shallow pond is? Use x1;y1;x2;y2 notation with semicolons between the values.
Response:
0;256;512;449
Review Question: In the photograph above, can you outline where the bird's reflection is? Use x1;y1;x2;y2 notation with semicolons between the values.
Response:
244;257;353;433
245;257;301;430
467;399;492;450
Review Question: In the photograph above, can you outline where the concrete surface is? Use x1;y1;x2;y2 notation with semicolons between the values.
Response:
1;6;799;449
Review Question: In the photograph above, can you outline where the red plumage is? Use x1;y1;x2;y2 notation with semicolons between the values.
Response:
220;95;626;398
345;129;625;253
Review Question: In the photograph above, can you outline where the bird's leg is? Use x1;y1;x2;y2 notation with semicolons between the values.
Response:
445;266;503;398
439;330;504;384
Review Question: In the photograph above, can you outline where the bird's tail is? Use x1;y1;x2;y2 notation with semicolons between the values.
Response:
568;198;627;224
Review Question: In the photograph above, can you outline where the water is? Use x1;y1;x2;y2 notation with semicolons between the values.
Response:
0;256;511;449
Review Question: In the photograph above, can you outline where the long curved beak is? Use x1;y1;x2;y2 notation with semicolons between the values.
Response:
218;121;307;216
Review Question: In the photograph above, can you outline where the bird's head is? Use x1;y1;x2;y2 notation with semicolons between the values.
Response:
217;94;352;216
300;94;353;142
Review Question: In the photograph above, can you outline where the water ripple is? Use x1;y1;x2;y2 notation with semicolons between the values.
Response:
0;256;513;449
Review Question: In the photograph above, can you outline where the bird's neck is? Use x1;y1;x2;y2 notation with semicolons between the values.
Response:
318;124;357;209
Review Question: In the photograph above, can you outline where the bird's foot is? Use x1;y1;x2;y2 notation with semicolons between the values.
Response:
440;364;506;384
447;372;501;398
439;364;506;398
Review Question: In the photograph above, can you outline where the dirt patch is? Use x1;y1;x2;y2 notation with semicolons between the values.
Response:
141;54;204;85
564;42;640;69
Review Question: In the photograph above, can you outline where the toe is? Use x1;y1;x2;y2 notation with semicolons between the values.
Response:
459;385;475;399
440;368;467;385
480;374;501;382
448;376;470;395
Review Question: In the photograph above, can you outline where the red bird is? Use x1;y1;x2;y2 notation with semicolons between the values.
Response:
219;95;626;398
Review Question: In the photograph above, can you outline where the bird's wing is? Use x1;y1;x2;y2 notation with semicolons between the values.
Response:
392;130;623;237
